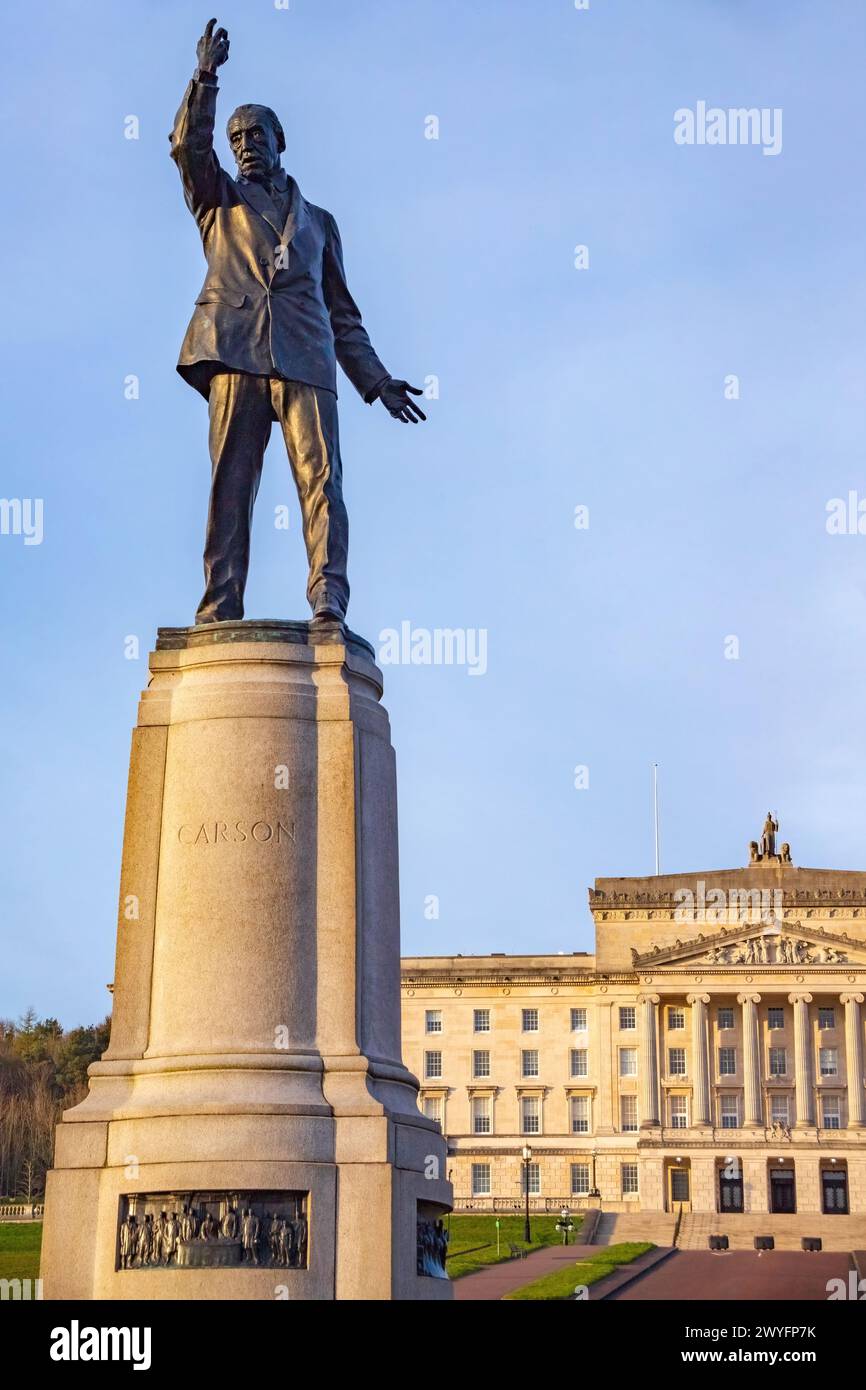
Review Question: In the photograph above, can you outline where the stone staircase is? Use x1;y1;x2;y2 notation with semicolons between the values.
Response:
677;1211;866;1252
592;1211;677;1247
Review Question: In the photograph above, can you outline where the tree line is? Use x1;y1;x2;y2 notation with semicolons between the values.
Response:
0;1009;110;1199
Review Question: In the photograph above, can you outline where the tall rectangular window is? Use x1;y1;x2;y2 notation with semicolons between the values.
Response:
521;1049;539;1079
472;1050;490;1079
621;1163;639;1196
471;1163;491;1197
571;1163;590;1196
718;1007;734;1029
718;1047;736;1076
820;1048;838;1077
720;1094;739;1128
819;1008;836;1030
821;1095;841;1130
520;1095;540;1134
571;1008;587;1032
423;1096;442;1125
769;1047;787;1076
522;1008;539;1033
668;1047;687;1076
620;1095;638;1132
767;1007;784;1030
670;1095;688;1129
619;1048;637;1077
668;1008;685;1030
570;1048;588;1078
424;1051;442;1080
570;1094;590;1133
471;1095;491;1135
770;1095;789;1126
473;1009;490;1033
521;1162;540;1195
425;1009;442;1034
619;1006;636;1031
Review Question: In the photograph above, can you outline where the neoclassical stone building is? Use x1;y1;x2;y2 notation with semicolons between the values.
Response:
401;832;866;1217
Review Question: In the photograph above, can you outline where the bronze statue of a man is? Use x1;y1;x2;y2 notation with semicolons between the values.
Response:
170;19;426;625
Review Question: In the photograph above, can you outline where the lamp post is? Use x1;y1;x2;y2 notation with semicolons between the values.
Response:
590;1147;600;1199
557;1205;574;1246
522;1144;533;1244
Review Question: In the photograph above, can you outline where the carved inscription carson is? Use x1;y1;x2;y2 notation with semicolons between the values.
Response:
177;819;296;846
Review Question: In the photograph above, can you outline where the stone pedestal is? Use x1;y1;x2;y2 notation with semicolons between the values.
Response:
41;621;452;1300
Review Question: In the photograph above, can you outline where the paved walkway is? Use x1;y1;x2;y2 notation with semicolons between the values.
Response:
454;1242;598;1301
610;1249;851;1301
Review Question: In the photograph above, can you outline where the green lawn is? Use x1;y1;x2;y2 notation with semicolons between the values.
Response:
502;1240;653;1300
0;1222;42;1284
446;1212;581;1279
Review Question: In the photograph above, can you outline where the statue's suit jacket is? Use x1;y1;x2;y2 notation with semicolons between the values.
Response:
170;73;389;402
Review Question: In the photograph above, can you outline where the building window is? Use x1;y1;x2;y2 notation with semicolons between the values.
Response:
472;1095;491;1135
472;1050;490;1079
520;1096;540;1134
425;1009;442;1034
521;1162;541;1196
424;1051;442;1080
668;1047;687;1077
621;1163;639;1196
570;1048;588;1078
619;1006;636;1031
720;1094;739;1129
473;1009;490;1033
770;1095;789;1127
819;1008;836;1031
769;1046;787;1077
668;1008;685;1030
767;1007;784;1030
821;1095;841;1130
471;1163;491;1197
423;1096;442;1125
522;1008;539;1033
619;1048;637;1077
521;1049;539;1078
570;1095;590;1134
571;1163;590;1196
718;1047;736;1076
718;1007;734;1029
820;1048;839;1077
571;1008;587;1032
621;1095;638;1132
670;1095;688;1129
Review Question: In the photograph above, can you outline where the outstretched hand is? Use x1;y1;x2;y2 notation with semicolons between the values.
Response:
197;17;230;74
379;379;427;424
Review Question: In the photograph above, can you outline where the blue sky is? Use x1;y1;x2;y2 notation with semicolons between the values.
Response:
2;1;866;1024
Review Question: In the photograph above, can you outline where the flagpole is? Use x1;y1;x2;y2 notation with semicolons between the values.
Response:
653;763;660;875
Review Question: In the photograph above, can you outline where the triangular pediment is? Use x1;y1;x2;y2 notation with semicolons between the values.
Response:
631;919;866;969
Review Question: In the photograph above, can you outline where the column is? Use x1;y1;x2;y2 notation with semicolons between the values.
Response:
788;992;814;1128
638;993;660;1127
594;999;615;1134
687;993;711;1125
841;993;865;1129
737;993;762;1128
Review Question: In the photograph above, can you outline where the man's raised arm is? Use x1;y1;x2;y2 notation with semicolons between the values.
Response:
169;18;230;221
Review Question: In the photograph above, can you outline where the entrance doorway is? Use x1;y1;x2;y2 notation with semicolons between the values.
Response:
769;1167;796;1213
822;1168;848;1214
719;1170;744;1213
667;1162;691;1210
